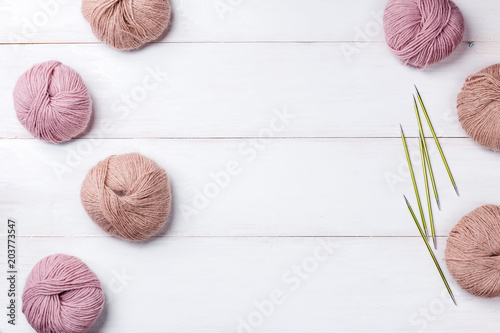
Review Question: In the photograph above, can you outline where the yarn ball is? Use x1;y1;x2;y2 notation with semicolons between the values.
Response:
22;254;104;333
457;64;500;151
81;0;171;50
383;0;464;68
81;153;171;241
13;60;92;143
445;205;500;298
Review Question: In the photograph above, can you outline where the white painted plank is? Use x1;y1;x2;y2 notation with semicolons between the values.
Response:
1;138;498;237
0;236;496;333
0;0;499;43
2;1;500;332
1;42;500;139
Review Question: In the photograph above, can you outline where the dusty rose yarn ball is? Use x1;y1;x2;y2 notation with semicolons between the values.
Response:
383;0;464;68
446;205;500;298
22;254;104;333
82;0;171;50
81;153;171;241
457;64;500;151
13;60;92;143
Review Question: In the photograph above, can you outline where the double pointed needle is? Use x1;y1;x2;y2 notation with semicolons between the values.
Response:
419;133;436;249
400;124;428;238
413;95;440;210
414;85;459;196
403;195;457;306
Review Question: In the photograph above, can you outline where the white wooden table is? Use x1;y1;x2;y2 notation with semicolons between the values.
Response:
2;1;500;332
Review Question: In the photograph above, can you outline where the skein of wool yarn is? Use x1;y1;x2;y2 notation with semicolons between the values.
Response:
457;64;500;151
82;0;171;50
81;153;171;241
13;61;92;143
383;0;464;68
446;205;500;298
22;254;104;333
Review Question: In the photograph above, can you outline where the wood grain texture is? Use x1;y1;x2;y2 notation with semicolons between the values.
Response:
0;138;499;238
2;42;500;139
0;0;499;43
1;237;498;333
1;0;500;332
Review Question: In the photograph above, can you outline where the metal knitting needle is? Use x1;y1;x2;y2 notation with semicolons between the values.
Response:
414;85;459;196
403;195;457;306
400;124;428;238
419;133;436;249
413;95;440;211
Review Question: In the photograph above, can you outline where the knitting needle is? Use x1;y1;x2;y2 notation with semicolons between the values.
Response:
413;95;440;211
400;124;428;238
419;132;436;249
403;195;457;306
414;85;459;196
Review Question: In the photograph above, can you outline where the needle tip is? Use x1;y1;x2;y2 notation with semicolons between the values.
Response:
450;292;457;306
424;228;429;239
453;184;460;196
433;237;437;250
413;94;417;105
400;124;404;136
414;84;421;96
436;197;441;211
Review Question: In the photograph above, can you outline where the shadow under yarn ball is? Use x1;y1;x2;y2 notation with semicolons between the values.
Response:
13;60;92;143
383;0;464;68
81;153;171;242
446;205;500;298
81;0;172;50
457;64;500;151
22;254;104;333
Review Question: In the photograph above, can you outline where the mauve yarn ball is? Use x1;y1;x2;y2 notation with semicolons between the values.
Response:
457;64;500;151
13;61;92;143
22;254;104;333
82;0;171;50
383;0;464;68
446;205;500;298
81;153;171;241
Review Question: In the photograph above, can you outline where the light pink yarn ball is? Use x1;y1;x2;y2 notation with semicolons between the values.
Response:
13;61;92;143
383;0;465;68
22;254;104;333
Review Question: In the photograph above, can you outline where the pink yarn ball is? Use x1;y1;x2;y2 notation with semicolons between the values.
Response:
22;254;104;333
13;61;92;143
383;0;465;68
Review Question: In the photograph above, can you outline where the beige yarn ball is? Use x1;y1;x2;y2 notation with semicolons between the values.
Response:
446;205;500;298
81;0;171;50
81;153;171;241
457;64;500;151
